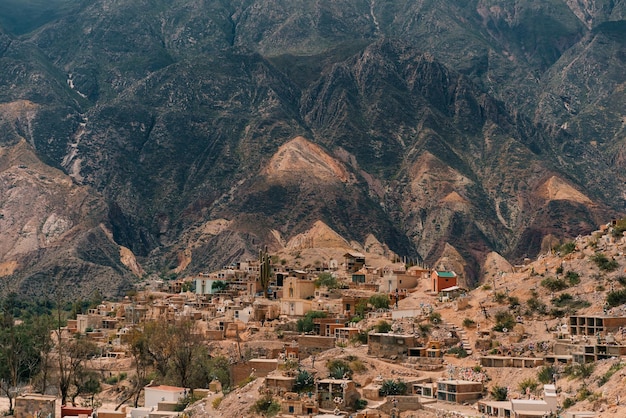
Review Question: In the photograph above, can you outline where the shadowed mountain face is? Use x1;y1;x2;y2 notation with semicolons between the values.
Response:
0;0;624;296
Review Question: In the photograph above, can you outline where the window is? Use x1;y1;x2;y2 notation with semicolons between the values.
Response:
288;406;294;413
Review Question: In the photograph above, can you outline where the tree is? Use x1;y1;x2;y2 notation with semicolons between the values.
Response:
296;311;327;333
169;319;204;389
374;320;392;333
314;273;339;289
369;294;390;310
116;328;153;409
142;320;175;378
0;305;42;414
56;333;98;406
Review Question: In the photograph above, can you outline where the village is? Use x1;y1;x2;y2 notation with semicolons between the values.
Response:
7;220;626;418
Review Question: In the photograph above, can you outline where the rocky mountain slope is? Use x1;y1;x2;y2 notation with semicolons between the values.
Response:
0;0;625;297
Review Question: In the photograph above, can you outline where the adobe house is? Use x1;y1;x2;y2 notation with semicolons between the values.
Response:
431;271;457;293
265;375;296;394
344;252;366;273
15;394;56;418
316;378;360;410
478;384;557;417
280;392;317;416
436;380;483;403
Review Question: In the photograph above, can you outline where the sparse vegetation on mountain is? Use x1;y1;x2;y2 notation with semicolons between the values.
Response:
591;253;620;272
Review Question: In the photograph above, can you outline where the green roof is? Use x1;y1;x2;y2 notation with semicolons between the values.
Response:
436;271;456;278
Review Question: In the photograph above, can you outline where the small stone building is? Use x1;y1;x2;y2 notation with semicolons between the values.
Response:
15;394;56;418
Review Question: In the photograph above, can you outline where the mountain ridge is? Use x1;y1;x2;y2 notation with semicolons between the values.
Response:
0;0;624;297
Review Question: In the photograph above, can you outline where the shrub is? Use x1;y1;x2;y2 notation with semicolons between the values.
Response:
490;385;508;401
541;277;569;292
251;394;280;417
563;363;594;379
447;346;468;358
606;289;626;308
591;253;619;272
296;311;327;333
369;294;390;310
429;312;442;325
508;296;520;309
617;276;626;287
557;241;576;255
494;292;507;304
598;362;624;386
551;293;574;307
374;320;392;333
555;265;564;274
462;318;476;328
565;271;581;286
212;397;223;409
314;273;339;289
294;369;315;393
351;331;368;344
493;311;515;332
354;398;368;410
482;284;492;291
526;296;547;315
518;378;538;394
327;359;352;379
562;397;576;409
537;366;556;384
379;379;408;396
349;358;367;373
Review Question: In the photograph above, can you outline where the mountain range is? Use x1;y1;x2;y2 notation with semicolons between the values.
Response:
0;0;625;298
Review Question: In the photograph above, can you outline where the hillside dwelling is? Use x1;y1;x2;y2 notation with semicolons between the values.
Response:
368;333;417;359
316;379;360;410
144;385;187;408
436;380;483;403
280;392;317;416
283;276;316;300
15;394;56;418
195;276;221;295
344;252;366;273
431;271;457;293
381;270;418;293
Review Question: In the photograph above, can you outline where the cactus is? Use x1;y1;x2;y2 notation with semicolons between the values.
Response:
259;246;272;298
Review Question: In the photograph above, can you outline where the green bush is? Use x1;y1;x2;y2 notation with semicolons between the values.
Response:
294;369;315;393
537;366;556;384
563;363;594;379
606;290;626;308
379;379;408;396
591;253;619;272
617;276;626;287
429;312;442;324
327;359;353;379
251;394;280;417
462;318;476;328
296;311;327;333
611;218;626;238
562;397;576;409
490;385;508;401
369;294;390;310
556;241;576;255
598;362;624;386
565;271;580;286
494;292;507;304
518;378;538;394
374;320;392;333
526;296;547;315
541;277;569;292
447;346;468;358
493;311;515;332
354;398;368;410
